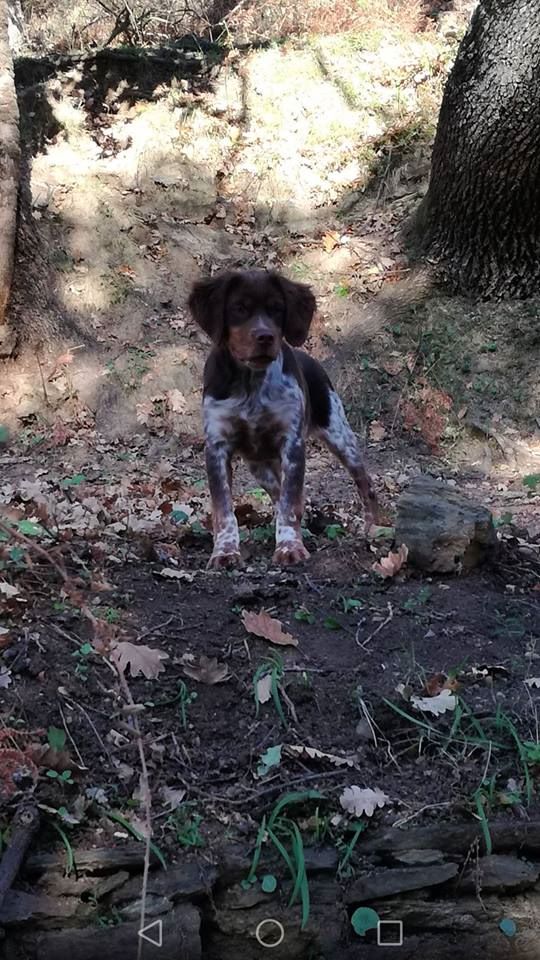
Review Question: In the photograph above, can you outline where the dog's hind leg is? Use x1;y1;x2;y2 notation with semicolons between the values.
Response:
315;391;378;525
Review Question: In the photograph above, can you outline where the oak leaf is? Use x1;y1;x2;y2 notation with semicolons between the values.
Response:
241;610;298;647
340;786;390;817
110;641;168;679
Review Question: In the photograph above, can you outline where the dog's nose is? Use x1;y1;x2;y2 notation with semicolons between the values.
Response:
255;331;274;346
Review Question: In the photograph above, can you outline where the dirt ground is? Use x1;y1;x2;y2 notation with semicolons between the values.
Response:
1;1;540;898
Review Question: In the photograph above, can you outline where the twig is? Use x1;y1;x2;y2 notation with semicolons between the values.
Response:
116;670;153;960
356;602;393;649
57;700;87;770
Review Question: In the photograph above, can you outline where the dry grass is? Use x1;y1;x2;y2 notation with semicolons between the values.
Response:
22;0;435;53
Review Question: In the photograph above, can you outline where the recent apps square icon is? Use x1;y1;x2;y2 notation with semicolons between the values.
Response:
377;920;403;946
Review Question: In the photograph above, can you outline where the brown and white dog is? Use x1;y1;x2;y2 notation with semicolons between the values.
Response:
188;269;378;569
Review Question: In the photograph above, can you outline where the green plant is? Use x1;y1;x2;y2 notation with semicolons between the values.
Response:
254;654;287;726
177;681;197;729
294;606;316;624
245;791;324;928
46;768;74;785
102;810;167;869
339;596;363;614
166;802;204;847
50;820;76;875
325;524;346;540
72;642;94;681
337;822;367;879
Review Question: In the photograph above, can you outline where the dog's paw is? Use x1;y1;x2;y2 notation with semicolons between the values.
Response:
273;541;310;566
208;550;243;570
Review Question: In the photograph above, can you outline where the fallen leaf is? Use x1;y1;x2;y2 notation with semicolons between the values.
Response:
241;610;298;647
183;655;230;685
369;420;387;442
117;264;136;278
166;389;186;413
524;678;540;688
382;357;405;377
110;641;169;679
0;581;19;598
284;745;354;767
257;744;282;777
411;689;457;715
425;673;459;696
322;230;341;252
372;544;408;578
0;668;12;689
340;785;390;817
158;568;195;583
255;673;273;705
161;786;186;810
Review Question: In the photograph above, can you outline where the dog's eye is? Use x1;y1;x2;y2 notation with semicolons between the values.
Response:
234;301;249;316
267;302;283;316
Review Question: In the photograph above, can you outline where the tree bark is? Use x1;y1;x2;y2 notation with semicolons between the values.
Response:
0;0;20;348
417;0;540;298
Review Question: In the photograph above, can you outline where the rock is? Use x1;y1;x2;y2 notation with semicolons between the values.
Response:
345;862;458;903
392;849;445;866
461;855;539;894
0;890;87;925
111;862;217;905
304;846;339;873
395;476;497;572
18;902;200;960
119;894;172;920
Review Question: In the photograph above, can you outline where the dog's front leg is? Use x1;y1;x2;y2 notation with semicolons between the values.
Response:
273;431;309;566
205;441;241;569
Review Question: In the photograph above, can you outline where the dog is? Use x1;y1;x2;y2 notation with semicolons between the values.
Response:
188;269;378;569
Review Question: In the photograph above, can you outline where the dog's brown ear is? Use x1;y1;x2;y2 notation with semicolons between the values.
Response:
188;273;236;343
272;274;316;347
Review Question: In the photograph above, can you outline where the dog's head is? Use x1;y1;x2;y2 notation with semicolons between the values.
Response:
188;269;316;370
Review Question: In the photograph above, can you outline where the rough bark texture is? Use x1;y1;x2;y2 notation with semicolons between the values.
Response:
0;0;20;343
418;0;540;298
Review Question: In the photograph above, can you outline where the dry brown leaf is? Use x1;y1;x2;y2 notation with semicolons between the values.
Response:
425;673;459;696
241;609;298;647
255;673;273;705
110;641;169;679
372;544;408;579
411;689;457;715
322;230;341;252
340;785;390;817
369;420;387;442
284;745;354;767
381;357;405;377
183;655;230;685
166;389;186;413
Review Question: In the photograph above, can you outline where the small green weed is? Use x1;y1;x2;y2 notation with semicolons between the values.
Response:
245;791;324;928
254;654;287;726
73;641;94;681
166;802;204;847
294;606;316;624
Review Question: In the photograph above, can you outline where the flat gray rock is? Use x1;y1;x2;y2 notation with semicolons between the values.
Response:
396;476;497;573
345;862;458;903
461;854;540;893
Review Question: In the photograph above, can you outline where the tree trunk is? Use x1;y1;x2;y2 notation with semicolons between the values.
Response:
0;0;20;351
417;0;540;298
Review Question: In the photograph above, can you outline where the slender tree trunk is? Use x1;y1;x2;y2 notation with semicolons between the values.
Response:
417;0;540;298
0;0;20;352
